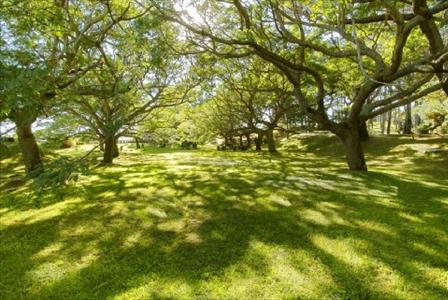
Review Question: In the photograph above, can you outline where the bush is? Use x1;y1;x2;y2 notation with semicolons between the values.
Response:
61;137;77;149
416;124;430;134
435;120;448;135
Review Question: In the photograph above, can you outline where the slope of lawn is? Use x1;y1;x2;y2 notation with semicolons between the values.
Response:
1;135;447;299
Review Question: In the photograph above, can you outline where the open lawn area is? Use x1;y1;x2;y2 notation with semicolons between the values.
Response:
1;136;448;299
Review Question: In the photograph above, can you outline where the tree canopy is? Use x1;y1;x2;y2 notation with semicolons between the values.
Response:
1;0;447;172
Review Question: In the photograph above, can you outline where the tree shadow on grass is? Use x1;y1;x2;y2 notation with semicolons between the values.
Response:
1;150;447;299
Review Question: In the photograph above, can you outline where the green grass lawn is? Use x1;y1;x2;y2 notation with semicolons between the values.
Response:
1;135;447;299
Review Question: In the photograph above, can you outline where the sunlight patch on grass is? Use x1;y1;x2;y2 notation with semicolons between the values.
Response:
28;250;99;290
311;235;368;270
122;231;146;249
412;242;445;259
0;198;84;229
398;212;423;223
302;210;334;226
157;219;186;233
301;208;347;227
268;248;338;298
270;194;292;207
367;261;408;298
1;136;447;299
33;243;64;259
111;280;195;300
409;261;448;292
146;207;168;218
355;220;395;236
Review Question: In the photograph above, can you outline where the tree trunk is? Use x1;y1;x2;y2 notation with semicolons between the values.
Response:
135;137;141;149
413;102;421;127
103;136;118;163
380;113;386;135
245;133;251;148
394;109;400;133
359;121;369;141
337;123;367;171
266;129;276;153
403;103;412;134
112;139;119;158
255;132;263;151
239;135;243;148
16;123;42;174
386;110;392;135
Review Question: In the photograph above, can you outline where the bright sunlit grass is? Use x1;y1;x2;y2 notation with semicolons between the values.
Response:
1;135;447;299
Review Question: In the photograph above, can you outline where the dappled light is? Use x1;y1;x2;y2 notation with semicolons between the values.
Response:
1;0;448;298
1;136;447;299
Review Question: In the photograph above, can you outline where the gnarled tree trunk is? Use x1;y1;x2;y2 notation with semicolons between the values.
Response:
103;136;119;163
16;123;42;174
336;123;367;171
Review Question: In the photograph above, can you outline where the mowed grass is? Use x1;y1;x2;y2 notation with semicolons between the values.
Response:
1;135;447;299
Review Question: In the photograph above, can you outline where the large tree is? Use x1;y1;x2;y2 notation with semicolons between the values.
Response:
0;0;151;173
212;58;296;152
64;17;199;163
157;0;448;170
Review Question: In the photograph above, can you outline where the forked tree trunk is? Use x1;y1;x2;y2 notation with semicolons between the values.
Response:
16;123;42;174
337;123;367;171
266;128;276;153
103;136;119;163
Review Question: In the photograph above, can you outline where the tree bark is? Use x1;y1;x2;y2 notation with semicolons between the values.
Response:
255;132;263;151
16;123;42;174
386;110;392;135
359;121;369;141
266;128;276;153
337;123;367;171
113;140;119;158
403;103;412;134
103;136;118;163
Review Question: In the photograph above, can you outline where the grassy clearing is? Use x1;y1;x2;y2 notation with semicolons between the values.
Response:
1;136;447;299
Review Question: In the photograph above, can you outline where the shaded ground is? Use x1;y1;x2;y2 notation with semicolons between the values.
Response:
1;136;447;299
